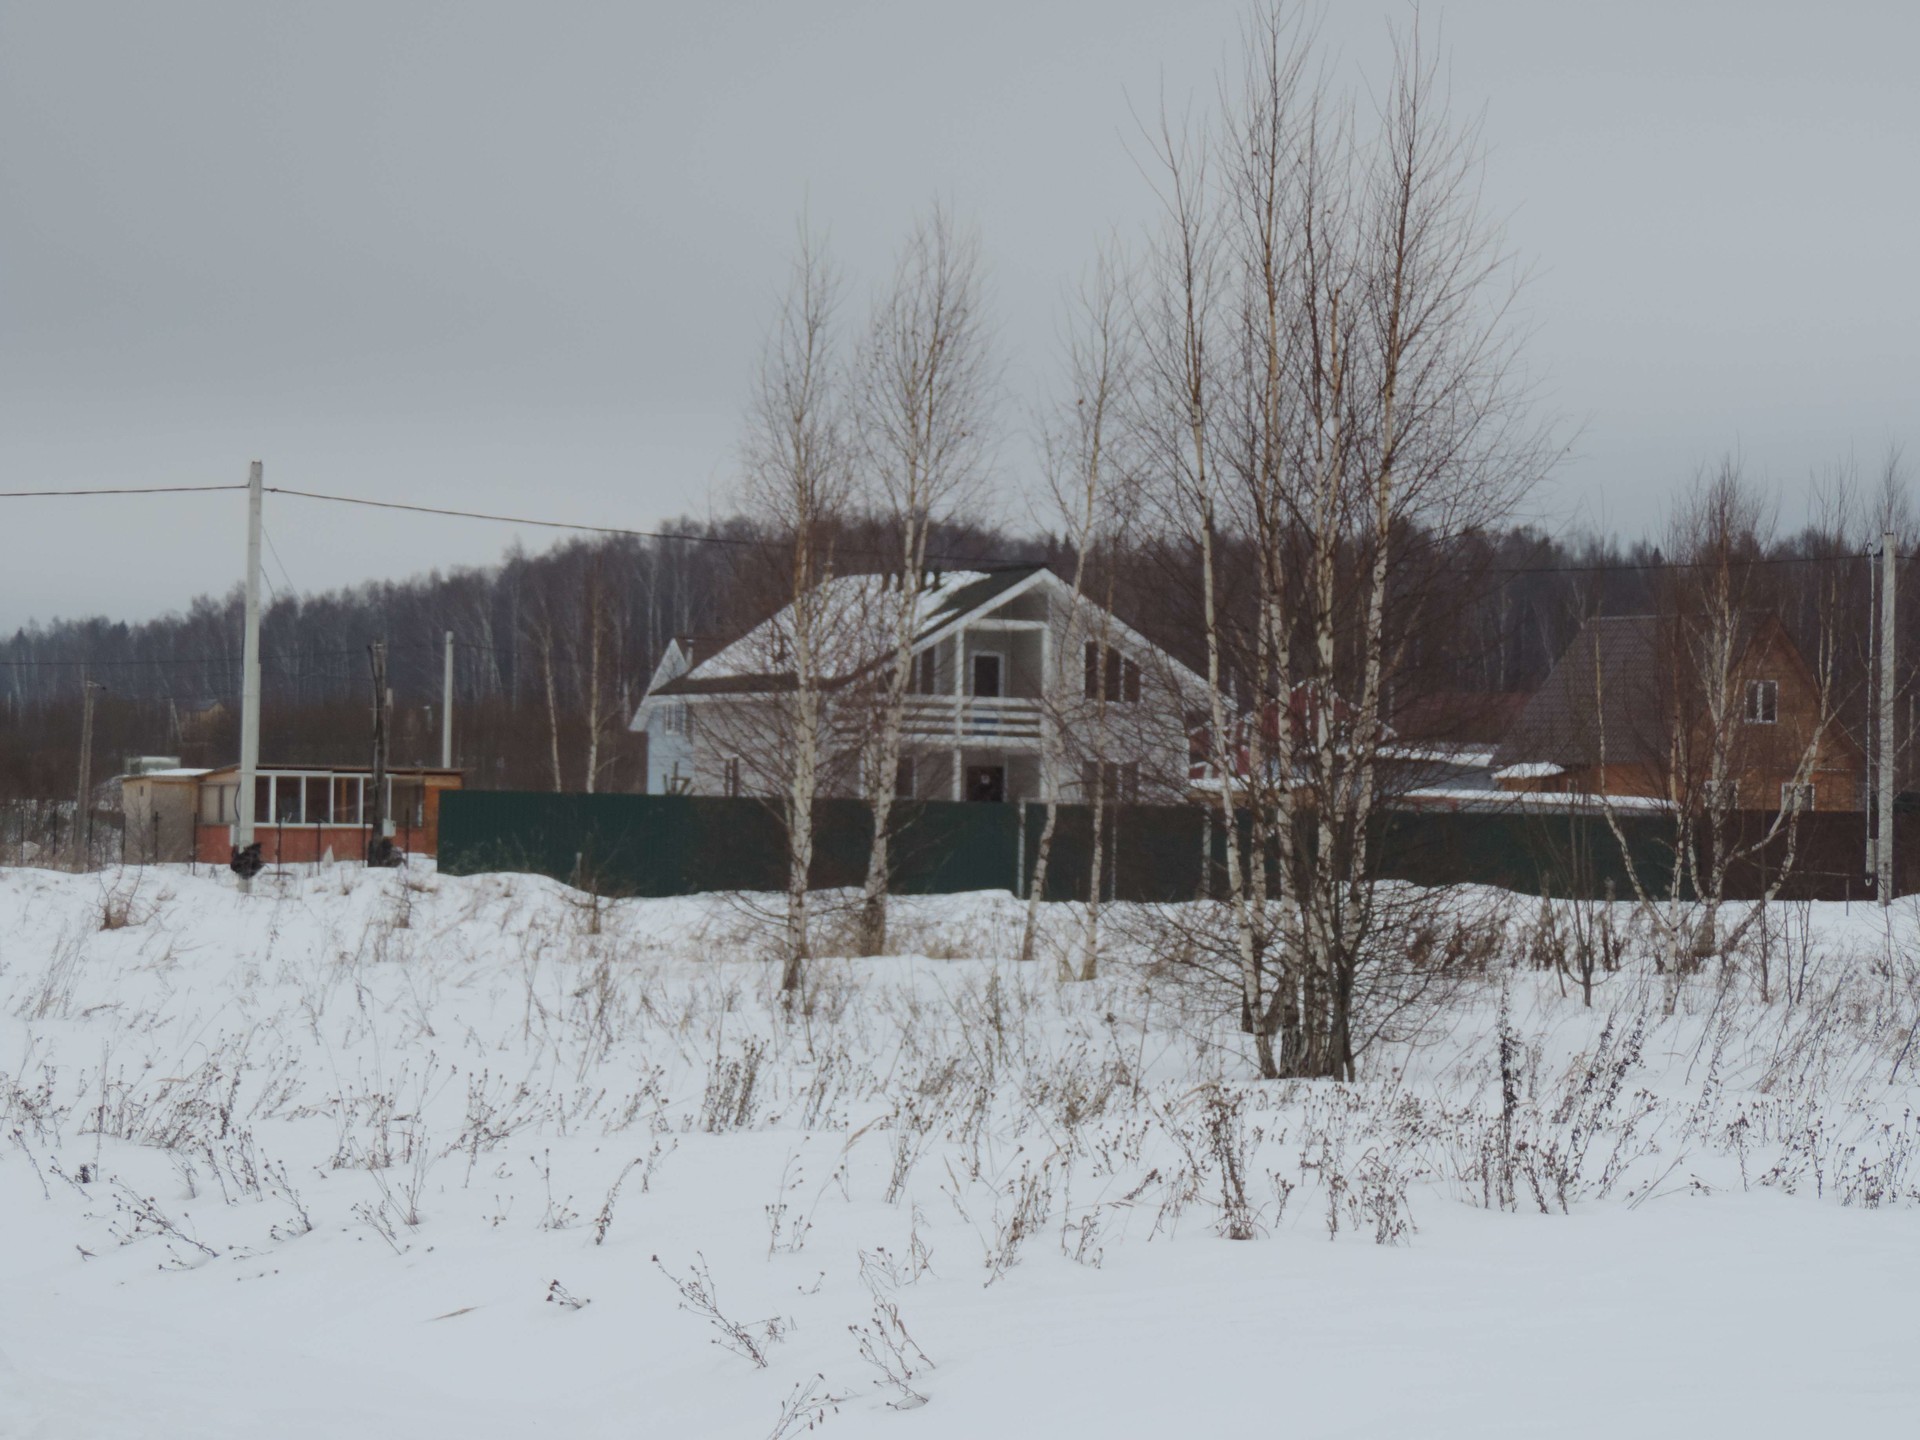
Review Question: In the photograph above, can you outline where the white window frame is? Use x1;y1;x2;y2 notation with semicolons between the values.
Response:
1780;781;1815;813
1744;679;1779;725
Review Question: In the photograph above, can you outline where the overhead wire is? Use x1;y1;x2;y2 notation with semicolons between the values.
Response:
1;475;1906;574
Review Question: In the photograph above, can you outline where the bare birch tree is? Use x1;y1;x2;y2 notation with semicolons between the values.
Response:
851;207;997;956
1135;4;1546;1078
1595;461;1855;970
1021;251;1135;976
737;228;852;996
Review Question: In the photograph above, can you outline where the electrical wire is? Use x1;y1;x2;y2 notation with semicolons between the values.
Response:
0;484;246;497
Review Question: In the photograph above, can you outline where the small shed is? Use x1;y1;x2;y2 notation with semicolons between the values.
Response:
120;768;213;863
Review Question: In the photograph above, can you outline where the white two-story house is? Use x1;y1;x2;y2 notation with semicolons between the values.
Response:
631;565;1205;806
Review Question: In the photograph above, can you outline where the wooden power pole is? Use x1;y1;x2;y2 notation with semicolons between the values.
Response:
74;676;103;871
236;461;264;891
1879;532;1897;905
442;629;454;769
368;641;393;865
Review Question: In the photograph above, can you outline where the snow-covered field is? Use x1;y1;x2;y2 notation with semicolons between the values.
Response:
2;863;1918;1438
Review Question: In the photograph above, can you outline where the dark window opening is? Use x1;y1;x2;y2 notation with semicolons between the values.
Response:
1081;760;1141;804
971;652;1003;698
965;765;1006;803
1084;643;1140;703
914;649;941;695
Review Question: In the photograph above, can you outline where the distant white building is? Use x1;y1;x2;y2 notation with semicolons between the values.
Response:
630;565;1206;805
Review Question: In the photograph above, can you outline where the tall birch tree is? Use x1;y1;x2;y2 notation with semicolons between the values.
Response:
852;207;997;957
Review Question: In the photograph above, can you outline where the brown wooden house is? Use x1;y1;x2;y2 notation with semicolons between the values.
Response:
1491;613;1863;811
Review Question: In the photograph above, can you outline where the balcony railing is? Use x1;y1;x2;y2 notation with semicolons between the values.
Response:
901;694;1044;742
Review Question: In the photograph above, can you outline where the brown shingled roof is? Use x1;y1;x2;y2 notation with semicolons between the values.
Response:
1491;615;1673;772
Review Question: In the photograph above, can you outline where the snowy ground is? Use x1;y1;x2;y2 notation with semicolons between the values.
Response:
2;863;1917;1438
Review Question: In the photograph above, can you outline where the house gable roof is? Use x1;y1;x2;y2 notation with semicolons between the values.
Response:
634;563;1209;713
641;567;1043;703
1493;615;1668;772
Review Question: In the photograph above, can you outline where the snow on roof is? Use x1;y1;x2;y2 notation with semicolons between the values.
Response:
654;568;1043;697
120;768;212;781
1401;786;1672;813
1382;744;1498;766
1493;761;1565;781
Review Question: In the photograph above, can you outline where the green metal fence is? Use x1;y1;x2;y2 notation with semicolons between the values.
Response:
438;791;1899;903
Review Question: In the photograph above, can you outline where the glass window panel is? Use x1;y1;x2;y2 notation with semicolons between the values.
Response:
305;777;331;824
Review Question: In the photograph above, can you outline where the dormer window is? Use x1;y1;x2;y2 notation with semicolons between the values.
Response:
1744;679;1778;724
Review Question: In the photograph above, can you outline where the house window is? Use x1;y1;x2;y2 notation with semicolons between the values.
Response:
1084;642;1139;703
1703;778;1740;810
914;649;940;695
1080;760;1141;804
1745;679;1778;724
1781;782;1815;813
723;757;742;798
895;756;915;799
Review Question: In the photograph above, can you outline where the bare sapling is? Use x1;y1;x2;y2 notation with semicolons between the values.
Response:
1593;460;1857;973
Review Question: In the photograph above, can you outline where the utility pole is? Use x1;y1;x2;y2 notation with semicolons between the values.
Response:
368;641;392;865
237;461;264;892
441;629;454;769
1879;531;1897;906
74;675;103;871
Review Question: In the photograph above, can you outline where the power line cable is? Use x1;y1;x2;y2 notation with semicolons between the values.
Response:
259;487;1914;576
0;474;1905;578
0;484;246;498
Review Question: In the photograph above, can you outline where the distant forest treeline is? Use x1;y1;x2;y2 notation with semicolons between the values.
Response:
0;511;1897;800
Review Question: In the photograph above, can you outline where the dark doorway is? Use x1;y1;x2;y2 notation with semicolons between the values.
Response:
965;765;1006;803
971;652;1003;698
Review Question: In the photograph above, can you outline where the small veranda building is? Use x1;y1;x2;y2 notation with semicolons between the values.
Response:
631;565;1206;806
121;763;463;864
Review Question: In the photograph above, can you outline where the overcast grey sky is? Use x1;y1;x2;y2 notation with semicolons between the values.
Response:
2;1;1915;629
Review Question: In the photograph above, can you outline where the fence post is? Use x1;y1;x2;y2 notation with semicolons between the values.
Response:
1015;804;1026;899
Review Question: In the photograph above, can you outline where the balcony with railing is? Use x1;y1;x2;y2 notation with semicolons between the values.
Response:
901;694;1044;743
